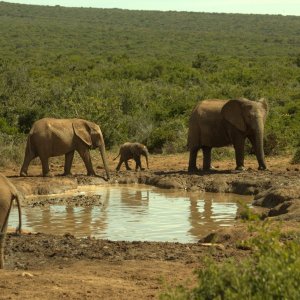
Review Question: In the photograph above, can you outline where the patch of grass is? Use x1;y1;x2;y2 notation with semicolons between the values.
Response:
160;221;300;300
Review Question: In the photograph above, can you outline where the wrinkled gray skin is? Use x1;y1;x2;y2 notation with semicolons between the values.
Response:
114;142;149;171
20;118;110;179
188;98;268;172
0;174;22;269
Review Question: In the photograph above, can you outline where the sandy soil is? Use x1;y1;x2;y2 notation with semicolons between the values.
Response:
0;152;299;299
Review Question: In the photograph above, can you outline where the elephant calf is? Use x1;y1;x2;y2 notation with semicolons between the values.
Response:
114;142;149;171
0;174;22;269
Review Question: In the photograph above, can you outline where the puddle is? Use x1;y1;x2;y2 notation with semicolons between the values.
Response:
9;185;253;243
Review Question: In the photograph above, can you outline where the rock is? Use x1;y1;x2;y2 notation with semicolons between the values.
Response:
199;243;225;251
21;272;34;278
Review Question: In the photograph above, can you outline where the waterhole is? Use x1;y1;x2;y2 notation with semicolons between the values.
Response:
9;185;253;242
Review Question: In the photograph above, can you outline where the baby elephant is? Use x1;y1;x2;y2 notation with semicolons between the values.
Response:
0;174;22;269
114;142;149;171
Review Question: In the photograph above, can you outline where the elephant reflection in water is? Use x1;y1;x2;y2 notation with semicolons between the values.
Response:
24;190;110;237
120;189;149;211
187;193;248;239
188;193;213;239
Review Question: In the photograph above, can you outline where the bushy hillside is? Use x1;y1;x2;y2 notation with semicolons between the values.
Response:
0;1;299;157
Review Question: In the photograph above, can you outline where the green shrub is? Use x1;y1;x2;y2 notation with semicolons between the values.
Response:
0;3;300;156
147;119;187;154
161;222;300;300
0;133;26;166
211;147;235;161
291;147;300;164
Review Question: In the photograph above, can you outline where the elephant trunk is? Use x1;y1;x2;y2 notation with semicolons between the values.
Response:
254;119;267;170
99;143;110;180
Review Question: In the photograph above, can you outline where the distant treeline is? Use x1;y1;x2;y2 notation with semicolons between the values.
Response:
0;2;299;159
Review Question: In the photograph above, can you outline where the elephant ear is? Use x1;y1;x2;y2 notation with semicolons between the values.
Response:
258;98;269;113
221;99;247;132
72;121;92;147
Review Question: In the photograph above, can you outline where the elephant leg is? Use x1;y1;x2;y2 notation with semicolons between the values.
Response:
202;146;212;171
20;152;37;177
125;160;132;170
233;138;246;170
0;210;9;269
63;151;75;175
0;232;6;269
248;136;266;170
40;156;52;177
188;146;200;172
77;146;95;176
134;156;143;171
116;159;123;171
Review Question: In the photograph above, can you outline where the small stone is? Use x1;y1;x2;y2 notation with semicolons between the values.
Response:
22;272;34;278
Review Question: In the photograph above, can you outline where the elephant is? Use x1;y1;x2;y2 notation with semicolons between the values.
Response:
20;118;110;179
113;142;149;171
187;98;268;172
0;174;22;269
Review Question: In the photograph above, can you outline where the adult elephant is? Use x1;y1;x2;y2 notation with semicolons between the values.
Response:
20;118;110;179
114;142;149;171
187;98;268;172
0;174;22;269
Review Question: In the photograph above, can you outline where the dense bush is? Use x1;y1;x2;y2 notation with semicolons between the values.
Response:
161;222;300;299
291;147;300;164
0;133;26;166
0;2;299;163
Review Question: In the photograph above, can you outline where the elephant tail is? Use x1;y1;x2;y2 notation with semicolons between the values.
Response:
14;192;22;234
25;134;35;157
113;152;120;161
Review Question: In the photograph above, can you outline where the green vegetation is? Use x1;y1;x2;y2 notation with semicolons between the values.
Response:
161;222;300;299
0;2;300;162
291;147;300;164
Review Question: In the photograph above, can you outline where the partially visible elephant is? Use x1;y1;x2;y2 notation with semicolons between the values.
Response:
114;142;149;171
0;174;22;269
20;118;110;179
187;98;268;172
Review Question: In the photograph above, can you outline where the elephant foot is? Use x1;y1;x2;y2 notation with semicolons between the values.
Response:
43;172;54;177
203;166;217;172
61;172;72;176
14;227;22;235
258;165;267;170
87;171;96;176
188;166;199;173
20;171;28;177
235;166;246;171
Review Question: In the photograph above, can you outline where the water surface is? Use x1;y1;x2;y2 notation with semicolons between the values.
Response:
9;185;253;243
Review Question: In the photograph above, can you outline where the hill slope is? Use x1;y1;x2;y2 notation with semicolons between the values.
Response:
0;2;299;154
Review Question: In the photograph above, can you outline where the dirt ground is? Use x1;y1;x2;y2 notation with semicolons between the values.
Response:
0;152;299;299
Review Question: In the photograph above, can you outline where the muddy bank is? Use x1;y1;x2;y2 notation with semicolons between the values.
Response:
1;155;299;299
9;166;299;219
5;232;236;270
2;228;250;300
115;169;300;220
